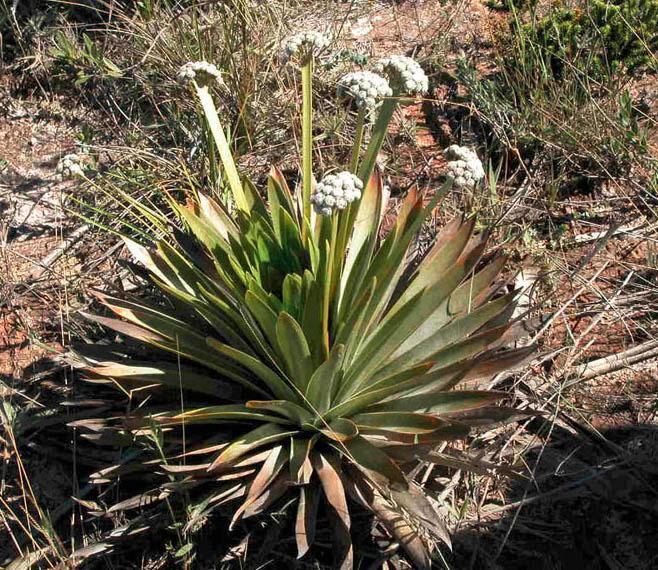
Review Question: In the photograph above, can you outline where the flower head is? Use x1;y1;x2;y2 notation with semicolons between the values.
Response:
177;61;222;87
373;55;428;96
443;145;485;190
282;31;330;62
311;171;363;215
56;153;85;180
336;71;392;112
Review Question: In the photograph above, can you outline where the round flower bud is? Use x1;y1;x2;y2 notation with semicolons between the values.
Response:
443;145;485;190
373;55;429;96
310;171;364;215
336;71;392;112
177;61;222;87
56;153;85;180
282;31;330;62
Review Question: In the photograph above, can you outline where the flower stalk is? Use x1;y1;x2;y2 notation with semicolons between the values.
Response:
323;213;340;358
357;97;398;186
348;106;367;174
301;58;314;233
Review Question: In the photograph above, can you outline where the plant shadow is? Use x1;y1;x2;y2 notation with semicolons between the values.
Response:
450;421;658;570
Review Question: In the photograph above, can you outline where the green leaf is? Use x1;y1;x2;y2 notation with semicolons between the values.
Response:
246;400;312;425
84;307;269;397
172;200;231;257
319;418;359;442
327;363;434;419
208;423;298;471
276;312;314;391
305;344;345;413
242;175;269;217
197;192;238;241
282;273;303;318
347;242;486;389
195;87;248;212
448;256;508;316
339;168;385;312
245;290;280;349
206;338;297;402
334;277;377;366
158;404;291;426
268;167;297;238
352;412;443;434
365;390;507;414
381;292;517;378
357;98;398;186
174;543;194;558
392;240;489;351
388;217;475;318
301;272;324;367
342;436;406;487
86;360;242;400
289;436;316;484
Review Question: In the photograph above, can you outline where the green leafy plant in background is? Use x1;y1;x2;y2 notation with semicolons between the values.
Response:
527;0;658;75
68;37;537;568
455;0;655;193
485;0;537;12
50;30;122;86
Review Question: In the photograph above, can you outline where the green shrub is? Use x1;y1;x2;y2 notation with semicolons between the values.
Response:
68;46;536;568
453;0;654;194
530;0;658;75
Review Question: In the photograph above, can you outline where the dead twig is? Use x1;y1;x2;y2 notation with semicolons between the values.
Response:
27;225;90;281
568;340;658;384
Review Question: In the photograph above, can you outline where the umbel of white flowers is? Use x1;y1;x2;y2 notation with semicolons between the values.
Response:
311;171;363;215
443;145;485;190
374;55;429;96
282;31;330;62
56;153;84;180
336;71;392;112
177;61;222;87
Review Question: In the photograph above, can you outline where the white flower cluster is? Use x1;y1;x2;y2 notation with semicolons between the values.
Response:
282;31;330;61
336;71;392;112
177;61;222;86
311;171;363;215
443;145;485;190
374;55;429;95
56;153;85;180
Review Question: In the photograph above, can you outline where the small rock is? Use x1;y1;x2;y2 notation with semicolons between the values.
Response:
350;17;373;38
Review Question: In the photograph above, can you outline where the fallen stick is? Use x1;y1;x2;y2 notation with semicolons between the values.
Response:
570;339;658;382
28;224;89;281
569;221;647;245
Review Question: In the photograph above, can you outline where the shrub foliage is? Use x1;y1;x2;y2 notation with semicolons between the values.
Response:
69;47;536;568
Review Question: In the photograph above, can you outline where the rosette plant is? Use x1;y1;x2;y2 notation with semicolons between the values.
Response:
71;43;536;569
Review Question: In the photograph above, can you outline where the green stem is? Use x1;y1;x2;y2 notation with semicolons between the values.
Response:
357;97;398;186
195;84;248;211
330;107;367;309
322;214;339;359
332;101;396;319
301;58;314;234
348;107;366;174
